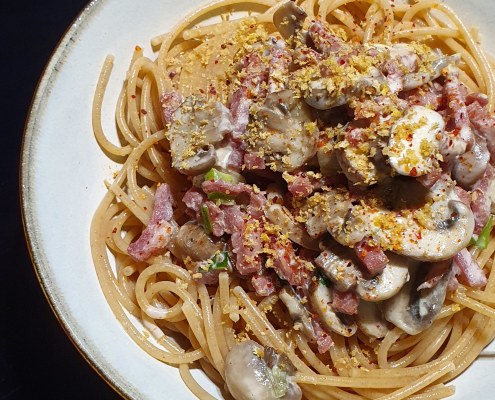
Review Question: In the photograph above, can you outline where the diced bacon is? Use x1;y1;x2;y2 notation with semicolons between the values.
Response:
471;165;494;233
417;167;442;189
401;83;443;109
467;101;495;162
466;92;489;108
204;201;226;237
454;185;471;207
202;180;252;197
308;20;348;56
417;260;451;291
453;248;487;288
182;187;206;213
288;174;313;198
268;39;290;93
332;290;359;315
226;139;245;170
251;273;277;296
293;47;323;67
444;68;474;149
271;241;307;287
244;152;266;170
230;88;252;138
311;316;333;354
160;91;183;125
247;191;266;220
224;205;262;275
128;184;175;262
354;238;388;276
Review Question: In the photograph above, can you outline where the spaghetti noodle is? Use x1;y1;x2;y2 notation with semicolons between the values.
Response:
91;1;495;399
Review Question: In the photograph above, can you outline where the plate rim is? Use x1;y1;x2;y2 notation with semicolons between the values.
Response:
19;0;131;398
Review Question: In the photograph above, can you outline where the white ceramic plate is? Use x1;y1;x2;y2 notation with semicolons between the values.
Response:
20;0;495;399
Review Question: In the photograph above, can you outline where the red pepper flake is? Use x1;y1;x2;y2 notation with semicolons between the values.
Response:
406;134;413;141
415;231;422;240
168;71;176;79
135;45;142;52
410;167;418;177
112;227;117;233
199;88;205;94
214;59;219;64
131;94;136;99
141;109;148;115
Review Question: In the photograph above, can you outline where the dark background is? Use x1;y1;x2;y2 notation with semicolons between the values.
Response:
2;1;121;399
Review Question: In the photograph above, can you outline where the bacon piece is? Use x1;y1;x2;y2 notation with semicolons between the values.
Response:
247;191;266;220
230;88;252;138
251;272;277;296
311;317;333;354
268;39;290;93
160;91;183;125
401;83;443;109
467;101;495;162
332;290;359;315
471;164;494;233
287;174;313;198
224;206;262;275
354;238;388;276
308;20;348;56
202;180;252;197
453;248;487;288
417;260;452;291
454;185;471;207
466;92;489;107
183;187;206;213
226;139;245;170
271;241;308;287
204;201;226;237
444;68;474;149
128;184;175;262
417;167;442;189
244;152;266;170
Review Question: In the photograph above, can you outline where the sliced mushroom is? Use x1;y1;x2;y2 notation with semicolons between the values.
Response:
168;96;234;175
356;253;412;302
273;1;307;42
315;241;361;292
452;138;490;189
310;283;357;337
248;89;319;172
356;301;389;339
382;264;450;335
279;286;316;341
388;106;444;177
225;340;302;400
173;223;223;261
310;178;474;261
402;54;460;91
264;203;320;250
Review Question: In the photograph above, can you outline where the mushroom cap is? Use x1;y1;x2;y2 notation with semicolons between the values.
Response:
273;1;307;41
174;223;222;261
382;265;450;335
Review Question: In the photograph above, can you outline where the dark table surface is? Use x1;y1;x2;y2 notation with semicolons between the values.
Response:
2;1;122;399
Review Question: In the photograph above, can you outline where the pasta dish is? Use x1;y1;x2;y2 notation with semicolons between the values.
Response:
91;0;495;398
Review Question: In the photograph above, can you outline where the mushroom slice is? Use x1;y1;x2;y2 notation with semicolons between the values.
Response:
168;96;234;175
315;241;361;292
173;223;223;261
310;283;357;337
225;340;302;400
388;106;444;177
382;265;450;335
248;89;319;172
279;286;316;341
273;1;307;42
402;54;461;91
264;203;320;250
452;139;490;189
356;301;389;339
356;253;411;302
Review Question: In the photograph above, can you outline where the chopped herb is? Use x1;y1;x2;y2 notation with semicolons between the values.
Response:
315;269;330;286
472;215;494;250
209;251;230;270
207;192;236;205
200;204;212;234
204;167;237;183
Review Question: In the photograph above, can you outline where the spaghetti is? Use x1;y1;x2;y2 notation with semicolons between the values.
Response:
91;0;495;399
